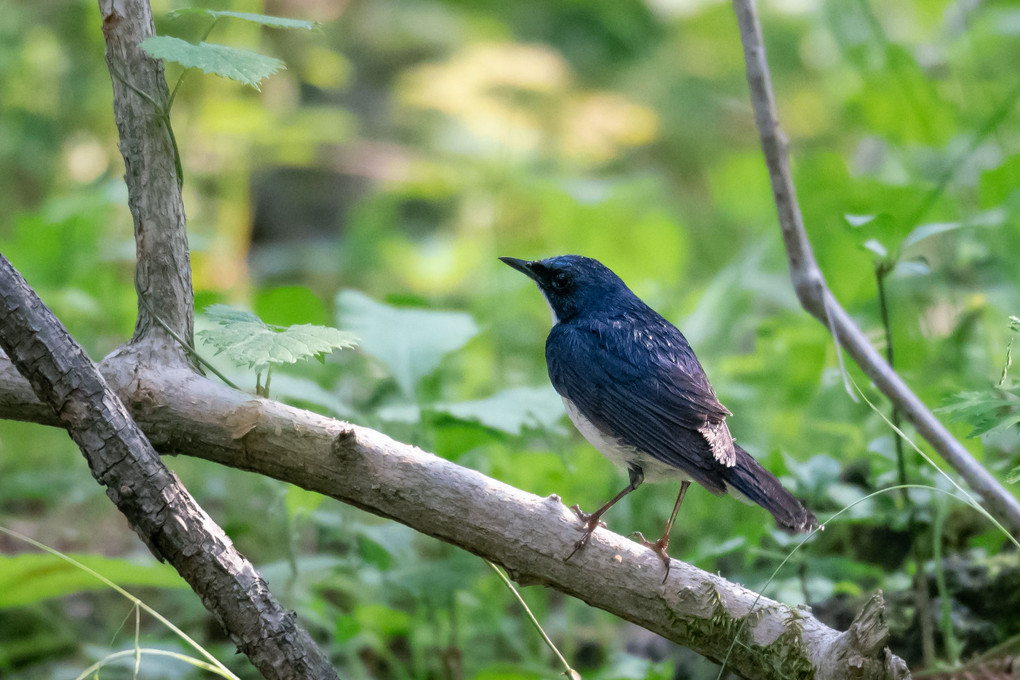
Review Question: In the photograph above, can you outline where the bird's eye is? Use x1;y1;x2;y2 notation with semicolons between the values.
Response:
551;271;570;291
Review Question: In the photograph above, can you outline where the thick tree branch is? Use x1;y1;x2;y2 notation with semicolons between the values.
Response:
0;354;909;679
0;256;339;680
732;0;1020;535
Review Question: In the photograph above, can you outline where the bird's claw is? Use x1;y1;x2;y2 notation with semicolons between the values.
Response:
565;505;606;562
569;504;606;529
632;531;673;583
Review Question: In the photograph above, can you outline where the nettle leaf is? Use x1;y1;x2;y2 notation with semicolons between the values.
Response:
140;36;284;91
937;387;1020;438
198;304;357;374
336;290;479;396
167;8;317;30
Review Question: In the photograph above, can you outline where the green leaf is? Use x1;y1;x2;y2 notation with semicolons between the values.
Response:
1007;465;1020;485
378;386;567;434
861;238;888;258
140;36;284;91
0;553;186;608
938;388;1020;438
197;304;358;374
844;214;877;228
167;8;317;30
438;386;565;434
266;374;353;417
286;485;325;520
902;209;1005;250
979;154;1020;208
255;286;328;326
335;290;479;396
894;258;930;277
355;603;411;638
202;305;261;324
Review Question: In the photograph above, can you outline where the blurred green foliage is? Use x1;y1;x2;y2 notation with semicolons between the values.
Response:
2;0;1020;678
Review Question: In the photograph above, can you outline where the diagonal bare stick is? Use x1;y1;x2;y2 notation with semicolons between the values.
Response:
731;0;1020;535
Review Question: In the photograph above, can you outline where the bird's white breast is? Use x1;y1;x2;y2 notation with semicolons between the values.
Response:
561;397;690;484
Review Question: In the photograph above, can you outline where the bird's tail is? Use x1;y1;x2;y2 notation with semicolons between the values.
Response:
722;445;818;533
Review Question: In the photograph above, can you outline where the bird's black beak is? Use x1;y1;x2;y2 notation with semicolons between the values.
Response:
499;256;541;282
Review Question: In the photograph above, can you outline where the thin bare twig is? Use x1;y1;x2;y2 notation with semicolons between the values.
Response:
731;0;1020;535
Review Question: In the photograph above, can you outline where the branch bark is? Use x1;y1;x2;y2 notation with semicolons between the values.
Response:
0;255;339;680
731;0;1020;536
99;0;193;354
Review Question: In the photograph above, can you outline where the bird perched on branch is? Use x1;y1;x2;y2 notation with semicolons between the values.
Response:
501;254;818;579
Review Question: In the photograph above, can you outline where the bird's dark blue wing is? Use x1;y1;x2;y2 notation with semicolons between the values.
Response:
546;313;735;493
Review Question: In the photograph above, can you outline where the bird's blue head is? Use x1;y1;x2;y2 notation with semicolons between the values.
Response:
500;254;635;323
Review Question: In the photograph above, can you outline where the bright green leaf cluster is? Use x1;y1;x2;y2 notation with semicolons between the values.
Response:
197;304;358;374
140;10;316;91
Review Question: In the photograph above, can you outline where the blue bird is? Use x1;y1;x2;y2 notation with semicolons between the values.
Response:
501;254;818;578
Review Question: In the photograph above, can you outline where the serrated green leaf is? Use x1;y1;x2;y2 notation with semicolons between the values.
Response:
336;290;479;396
140;36;284;91
204;304;262;325
197;305;357;373
167;8;317;30
0;553;186;608
938;388;1020;437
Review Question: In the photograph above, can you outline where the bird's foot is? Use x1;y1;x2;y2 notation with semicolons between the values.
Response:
565;505;606;562
569;504;607;528
631;531;673;583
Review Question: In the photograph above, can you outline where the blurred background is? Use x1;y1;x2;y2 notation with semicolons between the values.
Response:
1;0;1019;677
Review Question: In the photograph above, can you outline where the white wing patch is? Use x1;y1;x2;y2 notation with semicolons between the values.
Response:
699;419;736;467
